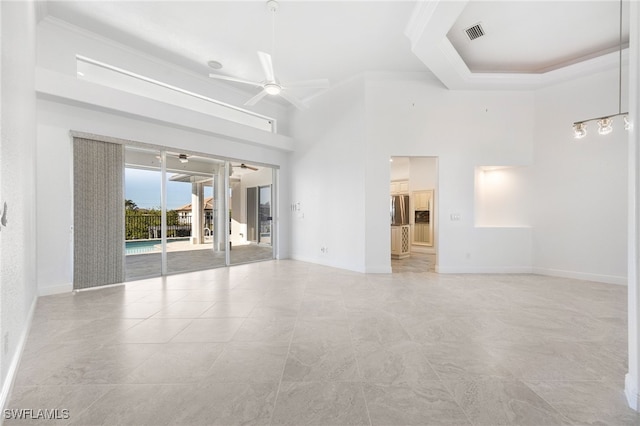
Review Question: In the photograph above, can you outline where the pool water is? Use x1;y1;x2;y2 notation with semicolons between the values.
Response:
125;238;188;255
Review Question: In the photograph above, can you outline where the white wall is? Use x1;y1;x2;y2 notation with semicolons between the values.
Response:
37;18;291;135
408;157;437;192
289;75;367;272
37;98;291;295
1;0;38;409
364;72;535;273
390;157;410;181
533;67;628;284
475;166;532;227
35;18;293;295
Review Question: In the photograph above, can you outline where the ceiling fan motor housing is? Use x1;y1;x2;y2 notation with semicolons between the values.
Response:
267;0;279;12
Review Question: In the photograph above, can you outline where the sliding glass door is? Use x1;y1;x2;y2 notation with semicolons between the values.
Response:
258;185;272;245
229;164;275;265
118;145;277;281
164;152;226;274
124;146;163;281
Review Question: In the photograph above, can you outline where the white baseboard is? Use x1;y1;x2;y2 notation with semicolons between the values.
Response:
532;267;626;285
289;254;366;274
626;373;640;411
437;265;533;274
366;265;393;274
38;282;72;296
1;295;38;415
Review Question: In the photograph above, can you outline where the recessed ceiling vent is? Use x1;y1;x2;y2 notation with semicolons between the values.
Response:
464;23;485;41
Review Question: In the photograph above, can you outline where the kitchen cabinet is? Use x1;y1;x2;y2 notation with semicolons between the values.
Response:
412;190;434;247
391;225;411;259
390;180;409;194
414;190;431;210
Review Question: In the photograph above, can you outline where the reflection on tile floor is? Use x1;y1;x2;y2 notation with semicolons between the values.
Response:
6;259;638;425
126;244;274;280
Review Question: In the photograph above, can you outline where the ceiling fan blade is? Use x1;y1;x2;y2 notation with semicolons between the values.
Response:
258;51;276;82
244;89;269;106
279;90;308;110
209;73;263;87
283;78;330;89
232;163;259;171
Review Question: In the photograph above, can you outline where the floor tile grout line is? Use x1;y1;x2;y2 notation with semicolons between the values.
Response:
342;285;373;426
266;278;307;426
420;346;476;426
519;379;583;425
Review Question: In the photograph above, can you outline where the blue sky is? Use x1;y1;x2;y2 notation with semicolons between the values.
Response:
125;168;212;210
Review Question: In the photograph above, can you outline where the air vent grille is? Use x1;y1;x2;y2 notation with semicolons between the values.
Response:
464;23;485;41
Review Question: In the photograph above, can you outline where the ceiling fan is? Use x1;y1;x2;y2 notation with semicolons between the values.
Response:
208;1;329;109
232;163;259;171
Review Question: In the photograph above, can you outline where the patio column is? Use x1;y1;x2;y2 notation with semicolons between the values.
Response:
191;182;204;245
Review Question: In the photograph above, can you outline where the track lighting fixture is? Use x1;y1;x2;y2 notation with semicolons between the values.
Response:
598;117;613;135
572;122;587;139
572;0;629;139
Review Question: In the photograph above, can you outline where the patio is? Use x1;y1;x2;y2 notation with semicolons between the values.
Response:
125;242;274;281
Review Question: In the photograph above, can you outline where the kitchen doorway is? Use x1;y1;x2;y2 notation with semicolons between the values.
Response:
389;155;438;273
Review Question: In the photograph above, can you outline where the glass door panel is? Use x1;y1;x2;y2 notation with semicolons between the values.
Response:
258;185;272;245
229;163;275;265
165;152;226;274
124;146;163;280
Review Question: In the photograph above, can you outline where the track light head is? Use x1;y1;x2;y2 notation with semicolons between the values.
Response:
573;122;587;139
598;118;613;135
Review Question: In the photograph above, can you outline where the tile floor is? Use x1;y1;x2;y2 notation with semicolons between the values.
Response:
5;258;638;425
126;244;274;281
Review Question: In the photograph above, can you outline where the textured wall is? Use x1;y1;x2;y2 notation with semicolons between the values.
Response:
0;0;38;404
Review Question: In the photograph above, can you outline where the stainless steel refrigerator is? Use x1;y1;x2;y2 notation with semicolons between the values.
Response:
390;194;409;225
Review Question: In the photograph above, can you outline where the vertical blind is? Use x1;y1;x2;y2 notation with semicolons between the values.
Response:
73;137;124;289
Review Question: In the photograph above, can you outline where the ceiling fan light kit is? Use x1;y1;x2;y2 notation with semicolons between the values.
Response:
264;83;282;95
207;0;329;109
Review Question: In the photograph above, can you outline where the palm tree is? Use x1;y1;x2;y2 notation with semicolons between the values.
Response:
125;199;138;211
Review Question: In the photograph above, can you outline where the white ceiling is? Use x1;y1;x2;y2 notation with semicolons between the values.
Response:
447;1;630;74
43;0;630;95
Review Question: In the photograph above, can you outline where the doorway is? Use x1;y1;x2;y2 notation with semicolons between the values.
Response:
389;155;438;273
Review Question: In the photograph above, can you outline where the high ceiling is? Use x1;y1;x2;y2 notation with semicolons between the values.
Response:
447;1;629;74
42;0;630;95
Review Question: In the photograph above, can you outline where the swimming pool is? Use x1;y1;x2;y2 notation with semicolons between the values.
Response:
125;238;188;255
